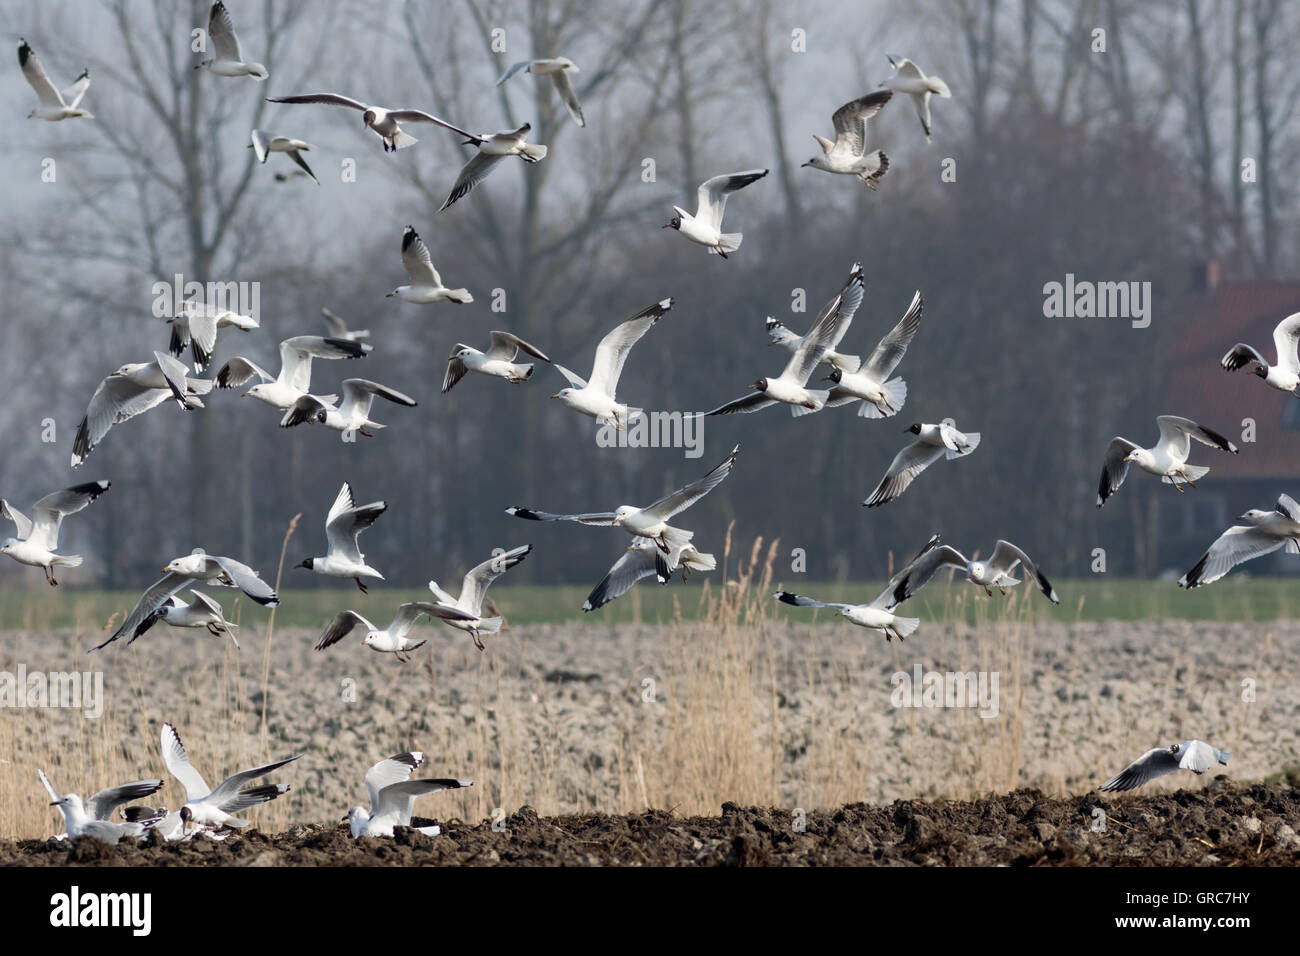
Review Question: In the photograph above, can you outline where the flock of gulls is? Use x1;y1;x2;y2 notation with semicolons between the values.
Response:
9;3;1286;842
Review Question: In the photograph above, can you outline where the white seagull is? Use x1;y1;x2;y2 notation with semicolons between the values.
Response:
1;481;110;585
161;723;300;831
18;40;91;120
582;539;716;612
295;482;387;592
497;56;585;126
90;549;278;651
1220;311;1300;394
1099;741;1231;792
348;753;472;838
1097;416;1239;508
196;2;267;79
886;536;1060;608
438;124;549;211
822;290;923;418
706;264;864;416
39;769;163;842
802;90;891;187
864;419;981;507
321;307;369;342
134;589;241;648
765;316;860;372
427;544;533;650
266;92;473;152
443;332;551;393
881;55;950;140
72;353;211;467
168;297;259;373
774;588;920;642
280;378;417;439
1178;493;1300;588
663;169;768;257
313;601;477;662
386;226;472;304
550;298;673;428
216;335;371;410
250;128;317;183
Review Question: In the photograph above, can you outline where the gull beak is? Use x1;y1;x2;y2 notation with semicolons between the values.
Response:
550;393;559;399
661;221;674;229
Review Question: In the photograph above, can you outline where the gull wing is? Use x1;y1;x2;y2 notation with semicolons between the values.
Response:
694;169;768;232
1177;740;1221;774
324;482;385;563
774;590;855;612
250;128;272;162
1178;523;1286;588
486;331;549;363
863;439;947;507
864;291;923;381
1096;437;1141;508
204;753;303;811
457;544;532;615
27;480;110;551
551;69;585;126
364;753;423;816
208;1;245;63
396;601;479;630
210;554;278;606
496;60;533;85
315;609;372;651
1099;747;1180;792
18;41;65;108
505;506;616;526
85;779;164;822
72;375;172;467
1272;312;1300;376
401;226;441;286
587;299;673;398
884;544;969;608
89;571;192;651
285;148;318;183
279;335;370;392
1154;415;1238;459
339;378;416;419
1277;494;1300;522
61;69;90;109
989;540;1059;604
267;92;368;111
830;90;892;154
443;345;472;393
640;445;740;524
388;109;483;141
551;363;589;389
440;151;507;211
782;264;865;385
161;723;213;802
0;499;32;539
583;543;671;612
375;778;471;819
1220;343;1269;372
216;356;274;389
704;392;778;416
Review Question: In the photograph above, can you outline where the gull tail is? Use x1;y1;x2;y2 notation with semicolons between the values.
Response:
186;378;214;395
859;378;907;419
927;76;951;97
681;549;716;572
51;554;83;568
712;232;743;255
393;130;419;149
946;431;981;459
889;616;921;639
247;63;268;81
475;616;504;635
520;142;548;162
1163;464;1210;484
789;390;830;417
444;288;474;304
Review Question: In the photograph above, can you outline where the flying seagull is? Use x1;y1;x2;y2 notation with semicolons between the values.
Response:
864;418;981;507
1097;416;1238;508
822;290;923;418
497;56;585;126
508;445;739;559
443;332;551;392
774;588;920;642
72;353;211;467
296;482;386;592
386;226;472;304
765;316;860;372
18;39;91;120
90;549;278;652
0;481;110;585
706;264;864;416
216;335;371;411
39;769;163;842
249;129;317;183
348;753;472;838
196;2;267;79
266;92;473;152
582;539;716;612
550;298;673;428
168;297;259;373
314;602;477;662
427;544;533;650
1178;494;1300;588
1099;740;1231;792
1220;311;1300;395
881;55;950;140
280;378;417;439
161;722;300;831
663;169;768;257
321;307;369;342
802;90;891;188
438;123;549;211
132;589;241;648
886;536;1060;608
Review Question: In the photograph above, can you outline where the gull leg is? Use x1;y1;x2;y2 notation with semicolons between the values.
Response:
716;247;729;259
45;566;58;586
1182;470;1198;489
473;630;485;652
355;578;368;594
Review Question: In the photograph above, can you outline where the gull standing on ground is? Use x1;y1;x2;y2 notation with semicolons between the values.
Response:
18;40;91;120
168;297;259;373
39;769;163;842
1097;415;1239;508
313;602;477;662
497;56;585;126
215;335;371;410
864;418;981;507
386;226;472;304
295;482;387;592
550;298;673;428
348;753;472;838
1099;741;1231;792
132;589;241;648
802;90;891;188
1;480;110;585
582;539;716;612
249;128;317;183
1178;494;1300;588
706;265;864;416
438;124;549;211
427;544;533;649
196;2;267;79
280;378;417;439
443;332;551;392
886;536;1060;607
1220;311;1300;395
266;92;473;152
823;290;924;418
321;307;369;342
90;549;278;651
161;723;300;831
72;353;211;467
663;169;768;257
881;55;950;140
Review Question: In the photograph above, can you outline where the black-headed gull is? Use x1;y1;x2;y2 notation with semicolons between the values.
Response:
348;753;472;838
295;482;386;592
886;535;1060;607
864;419;980;507
439;123;549;211
774;588;920;642
134;589;240;648
582;539;715;612
443;332;551;392
1;481;110;585
280;378;417;439
822;290;923;418
18;39;91;120
1097;416;1238;508
881;55;950;140
161;723;300;831
215;335;371;410
266;92;471;152
427;544;533;650
663;169;768;257
313;602;476;662
321;307;368;342
249;129;317;183
802;90;891;187
1221;311;1300;394
168;298;259;373
1179;493;1300;588
196;2;267;79
1099;740;1231;792
386;226;472;304
497;56;585;127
